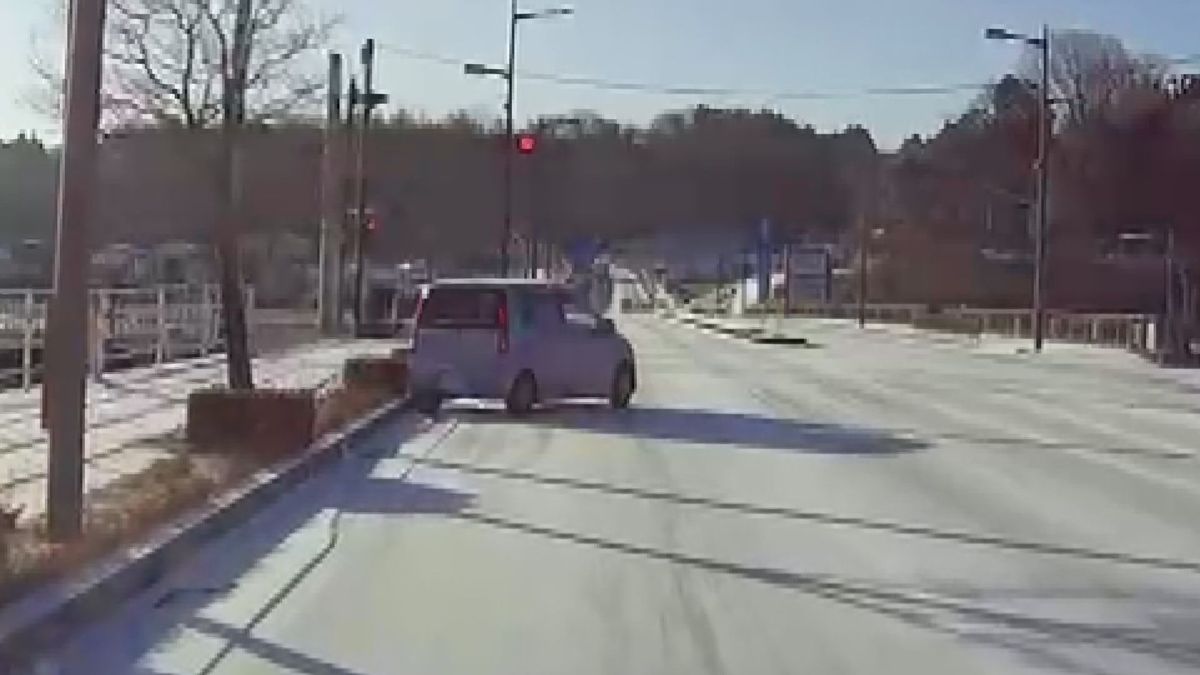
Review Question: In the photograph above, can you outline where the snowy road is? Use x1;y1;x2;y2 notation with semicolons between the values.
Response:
42;312;1200;674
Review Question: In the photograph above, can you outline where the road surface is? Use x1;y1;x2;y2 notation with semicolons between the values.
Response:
41;311;1200;674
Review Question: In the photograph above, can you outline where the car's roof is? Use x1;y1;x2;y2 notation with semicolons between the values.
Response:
429;277;565;289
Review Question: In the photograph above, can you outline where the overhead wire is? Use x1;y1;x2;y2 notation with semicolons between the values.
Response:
379;43;1200;101
377;44;991;101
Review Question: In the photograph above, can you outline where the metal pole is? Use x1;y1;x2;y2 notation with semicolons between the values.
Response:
22;290;34;391
1032;25;1051;353
318;52;344;335
777;243;788;333
352;39;375;336
1164;227;1177;363
501;0;518;277
156;285;167;363
45;0;107;541
341;77;358;330
858;217;868;329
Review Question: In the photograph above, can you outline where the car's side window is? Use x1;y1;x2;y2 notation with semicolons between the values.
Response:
532;292;565;329
512;290;536;333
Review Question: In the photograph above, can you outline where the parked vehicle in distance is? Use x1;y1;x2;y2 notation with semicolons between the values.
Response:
408;279;636;415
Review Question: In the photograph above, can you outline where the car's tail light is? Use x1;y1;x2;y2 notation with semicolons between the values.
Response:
497;299;510;353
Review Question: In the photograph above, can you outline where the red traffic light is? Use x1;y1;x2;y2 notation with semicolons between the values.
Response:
517;134;537;154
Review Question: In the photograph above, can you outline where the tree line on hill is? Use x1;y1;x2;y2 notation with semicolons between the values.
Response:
6;14;1200;313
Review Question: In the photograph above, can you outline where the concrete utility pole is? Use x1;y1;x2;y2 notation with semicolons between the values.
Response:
45;0;107;540
318;52;345;335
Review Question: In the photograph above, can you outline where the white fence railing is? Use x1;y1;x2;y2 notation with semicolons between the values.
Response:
0;284;278;390
742;302;1158;352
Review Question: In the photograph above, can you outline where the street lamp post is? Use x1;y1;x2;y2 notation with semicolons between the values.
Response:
987;25;1052;352
466;5;572;277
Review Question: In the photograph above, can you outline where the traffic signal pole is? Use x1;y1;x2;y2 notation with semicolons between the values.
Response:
45;0;107;540
351;39;377;336
501;0;519;277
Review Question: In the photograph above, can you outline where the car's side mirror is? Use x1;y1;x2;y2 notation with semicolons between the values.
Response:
594;317;615;335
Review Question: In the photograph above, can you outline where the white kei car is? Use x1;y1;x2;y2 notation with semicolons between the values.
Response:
407;279;636;415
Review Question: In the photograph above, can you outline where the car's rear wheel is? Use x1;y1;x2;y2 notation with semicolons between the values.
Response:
610;362;635;409
412;389;443;416
506;371;538;416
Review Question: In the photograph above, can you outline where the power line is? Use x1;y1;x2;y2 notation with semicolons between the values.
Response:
377;44;990;100
379;43;1200;99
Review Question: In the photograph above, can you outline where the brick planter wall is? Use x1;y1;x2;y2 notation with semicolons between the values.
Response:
342;356;408;396
186;389;316;458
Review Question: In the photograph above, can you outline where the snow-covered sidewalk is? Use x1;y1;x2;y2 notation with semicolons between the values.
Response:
0;339;396;519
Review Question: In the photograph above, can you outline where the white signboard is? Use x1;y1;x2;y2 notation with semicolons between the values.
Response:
786;246;832;306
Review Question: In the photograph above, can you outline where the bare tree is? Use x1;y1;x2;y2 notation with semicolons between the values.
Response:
35;0;332;128
1019;29;1166;125
34;0;333;389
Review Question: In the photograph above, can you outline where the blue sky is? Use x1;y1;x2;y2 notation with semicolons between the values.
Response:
3;0;1200;147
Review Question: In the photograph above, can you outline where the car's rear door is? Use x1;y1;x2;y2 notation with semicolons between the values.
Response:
415;286;505;396
519;288;571;398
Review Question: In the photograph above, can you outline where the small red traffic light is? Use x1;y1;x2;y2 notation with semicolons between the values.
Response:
517;134;537;154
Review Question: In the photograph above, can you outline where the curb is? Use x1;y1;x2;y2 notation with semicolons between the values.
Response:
0;396;409;671
662;312;809;347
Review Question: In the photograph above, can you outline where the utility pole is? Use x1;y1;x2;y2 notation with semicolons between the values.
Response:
351;38;385;336
1032;24;1052;353
45;0;107;540
341;76;358;329
501;0;519;277
318;53;345;335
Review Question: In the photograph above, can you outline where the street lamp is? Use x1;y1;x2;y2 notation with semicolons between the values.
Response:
986;24;1052;352
465;4;573;277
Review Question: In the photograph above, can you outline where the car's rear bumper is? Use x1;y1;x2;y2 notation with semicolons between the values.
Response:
408;360;506;399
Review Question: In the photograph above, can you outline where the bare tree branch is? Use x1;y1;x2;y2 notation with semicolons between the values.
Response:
31;0;334;130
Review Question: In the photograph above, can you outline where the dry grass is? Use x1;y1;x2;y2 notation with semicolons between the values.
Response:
0;451;258;607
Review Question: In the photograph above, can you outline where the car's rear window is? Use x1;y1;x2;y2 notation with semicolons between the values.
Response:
419;287;505;329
